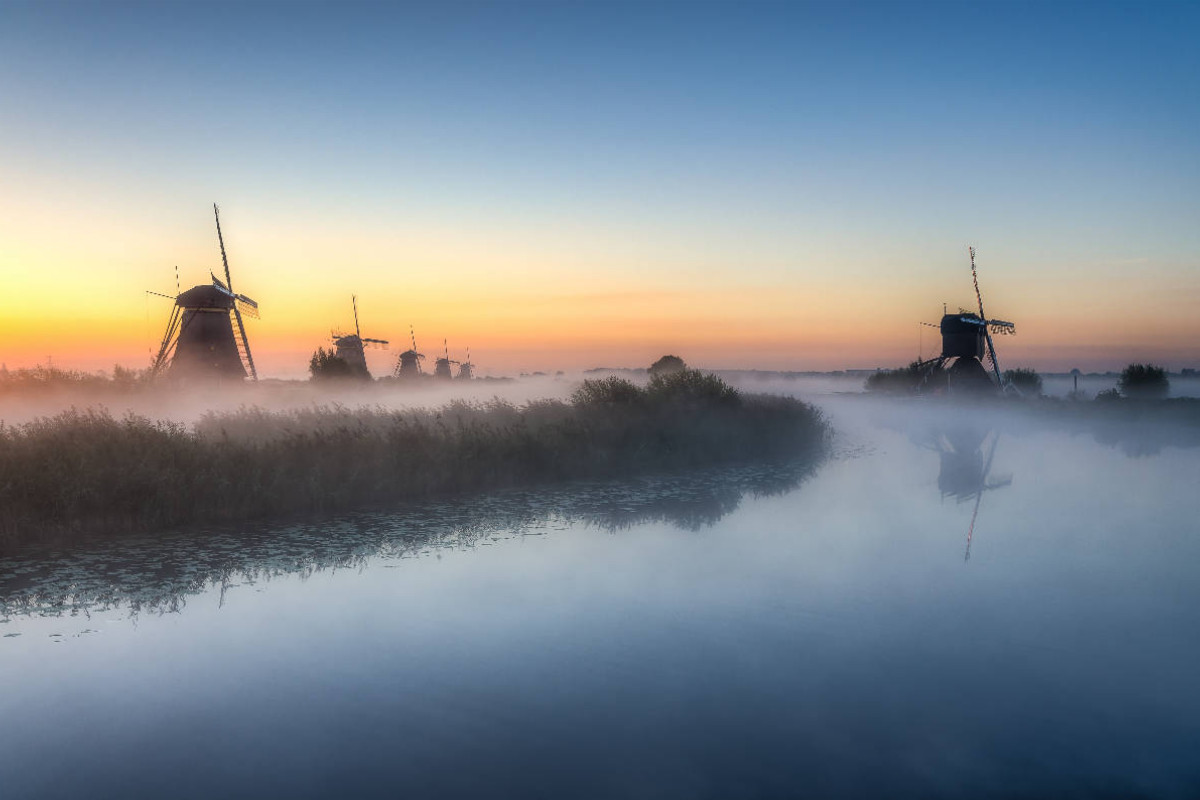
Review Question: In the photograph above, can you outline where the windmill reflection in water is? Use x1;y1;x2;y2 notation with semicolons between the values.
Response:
927;424;1013;562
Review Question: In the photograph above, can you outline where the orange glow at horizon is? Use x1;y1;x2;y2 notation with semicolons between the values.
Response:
2;199;1198;379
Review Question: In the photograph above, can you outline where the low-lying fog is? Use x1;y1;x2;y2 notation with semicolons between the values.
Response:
4;370;1198;429
2;371;1198;797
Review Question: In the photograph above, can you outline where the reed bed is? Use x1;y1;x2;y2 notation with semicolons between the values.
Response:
0;371;829;549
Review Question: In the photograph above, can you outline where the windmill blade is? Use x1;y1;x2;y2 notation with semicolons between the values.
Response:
146;290;176;301
987;319;1015;335
362;338;389;347
352;295;361;339
969;247;1003;386
235;294;259;319
213;204;258;381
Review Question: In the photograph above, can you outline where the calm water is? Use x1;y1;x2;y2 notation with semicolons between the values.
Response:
2;399;1198;799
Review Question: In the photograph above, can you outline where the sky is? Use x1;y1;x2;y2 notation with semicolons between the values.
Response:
1;0;1198;377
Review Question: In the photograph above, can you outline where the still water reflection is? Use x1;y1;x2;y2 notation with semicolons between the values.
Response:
2;401;1198;799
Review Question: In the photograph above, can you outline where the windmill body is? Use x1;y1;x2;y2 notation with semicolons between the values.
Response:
167;283;249;379
395;350;425;378
333;334;370;375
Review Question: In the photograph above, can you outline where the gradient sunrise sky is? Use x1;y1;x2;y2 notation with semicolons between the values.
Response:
1;0;1197;377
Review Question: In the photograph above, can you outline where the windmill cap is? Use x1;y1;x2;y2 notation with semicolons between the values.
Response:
176;284;235;309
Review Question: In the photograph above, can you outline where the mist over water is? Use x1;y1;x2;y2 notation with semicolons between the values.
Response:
2;382;1198;798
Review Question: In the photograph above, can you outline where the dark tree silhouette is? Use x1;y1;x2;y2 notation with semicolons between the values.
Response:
1003;367;1043;395
309;347;365;381
1118;363;1169;398
649;354;687;377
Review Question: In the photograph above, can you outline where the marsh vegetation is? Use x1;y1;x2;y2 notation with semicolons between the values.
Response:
0;371;829;550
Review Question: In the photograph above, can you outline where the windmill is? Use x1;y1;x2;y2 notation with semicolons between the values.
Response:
457;347;475;380
433;339;459;379
150;205;259;380
394;325;426;378
913;247;1016;394
332;295;388;378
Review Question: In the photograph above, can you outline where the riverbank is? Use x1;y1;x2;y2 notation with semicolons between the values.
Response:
0;371;830;552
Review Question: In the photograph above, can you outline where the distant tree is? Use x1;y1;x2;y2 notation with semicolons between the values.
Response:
1118;363;1169;399
1003;367;1043;395
648;355;687;377
309;347;361;381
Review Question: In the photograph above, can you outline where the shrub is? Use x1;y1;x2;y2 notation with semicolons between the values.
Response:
647;369;740;407
1118;364;1169;399
309;347;363;381
1003;367;1043;395
571;376;644;406
865;361;946;394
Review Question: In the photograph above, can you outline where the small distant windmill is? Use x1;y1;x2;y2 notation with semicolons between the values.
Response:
332;295;388;378
433;339;459;379
914;247;1016;394
150;204;259;380
394;325;426;378
457;347;475;380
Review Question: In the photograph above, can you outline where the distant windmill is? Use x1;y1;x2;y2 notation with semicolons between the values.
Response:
150;204;259;380
915;247;1016;394
433;339;459;379
332;295;388;378
457;347;475;380
394;325;426;378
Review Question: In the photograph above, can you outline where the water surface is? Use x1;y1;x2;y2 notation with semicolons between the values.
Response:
2;399;1198;799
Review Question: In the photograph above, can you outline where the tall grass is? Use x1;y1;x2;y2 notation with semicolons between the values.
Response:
0;370;829;549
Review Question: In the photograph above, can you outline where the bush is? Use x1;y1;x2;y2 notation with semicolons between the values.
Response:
571;376;644;406
865;361;946;394
647;369;741;407
1003;367;1043;395
309;347;364;381
1118;364;1169;398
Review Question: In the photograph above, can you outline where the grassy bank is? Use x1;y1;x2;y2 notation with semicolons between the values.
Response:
0;371;829;550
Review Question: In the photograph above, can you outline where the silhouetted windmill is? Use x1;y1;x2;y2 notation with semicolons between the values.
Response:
457;347;475;380
150;205;259;380
433;339;459;379
332;295;388;377
394;325;426;378
915;247;1016;394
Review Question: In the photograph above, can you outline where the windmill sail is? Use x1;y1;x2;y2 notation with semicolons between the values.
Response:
215;204;258;381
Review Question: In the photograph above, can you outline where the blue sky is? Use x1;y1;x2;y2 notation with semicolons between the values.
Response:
2;1;1198;373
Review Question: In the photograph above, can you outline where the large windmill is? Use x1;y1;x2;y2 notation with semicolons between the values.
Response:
915;247;1016;394
433;339;459;379
332;295;388;378
150;205;259;380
